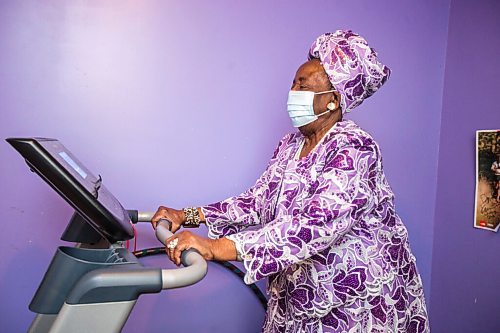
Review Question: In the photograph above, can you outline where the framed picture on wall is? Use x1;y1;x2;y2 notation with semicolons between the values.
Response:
474;129;500;232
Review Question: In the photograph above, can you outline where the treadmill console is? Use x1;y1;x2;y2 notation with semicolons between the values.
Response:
6;138;134;242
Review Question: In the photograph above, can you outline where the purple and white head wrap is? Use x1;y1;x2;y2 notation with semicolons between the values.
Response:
308;30;391;113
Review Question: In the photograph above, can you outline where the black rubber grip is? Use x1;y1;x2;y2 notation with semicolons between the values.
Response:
127;210;139;223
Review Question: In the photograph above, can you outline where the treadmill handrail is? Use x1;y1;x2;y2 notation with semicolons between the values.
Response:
155;220;208;289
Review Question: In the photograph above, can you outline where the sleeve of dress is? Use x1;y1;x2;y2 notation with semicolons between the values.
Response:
201;134;291;239
225;138;379;284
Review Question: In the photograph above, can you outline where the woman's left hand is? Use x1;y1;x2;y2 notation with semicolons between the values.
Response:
165;231;214;266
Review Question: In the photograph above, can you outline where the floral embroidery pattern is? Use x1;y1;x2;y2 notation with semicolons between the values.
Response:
308;30;391;114
202;120;429;332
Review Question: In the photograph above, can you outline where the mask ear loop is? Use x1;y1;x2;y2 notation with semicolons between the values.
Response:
316;89;337;113
314;89;335;95
316;109;331;118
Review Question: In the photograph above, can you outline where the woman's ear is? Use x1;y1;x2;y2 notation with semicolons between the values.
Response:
327;91;340;110
333;91;340;102
333;91;342;110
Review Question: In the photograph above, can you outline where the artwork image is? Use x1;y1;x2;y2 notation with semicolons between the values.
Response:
474;130;500;232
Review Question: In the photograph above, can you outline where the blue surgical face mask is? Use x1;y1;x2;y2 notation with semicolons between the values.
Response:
287;90;334;127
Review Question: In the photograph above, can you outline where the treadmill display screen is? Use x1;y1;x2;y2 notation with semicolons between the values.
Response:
58;151;88;179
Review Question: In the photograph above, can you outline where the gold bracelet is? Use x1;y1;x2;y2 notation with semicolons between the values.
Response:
183;207;200;228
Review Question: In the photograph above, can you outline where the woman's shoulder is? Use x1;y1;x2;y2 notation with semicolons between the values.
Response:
325;120;379;151
278;131;303;149
269;132;299;159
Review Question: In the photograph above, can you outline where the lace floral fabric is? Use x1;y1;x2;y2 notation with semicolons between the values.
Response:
202;120;429;332
308;30;391;114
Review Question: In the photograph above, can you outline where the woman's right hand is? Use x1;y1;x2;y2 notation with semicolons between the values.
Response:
151;206;185;233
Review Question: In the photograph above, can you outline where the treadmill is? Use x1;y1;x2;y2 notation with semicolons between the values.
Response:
6;137;207;333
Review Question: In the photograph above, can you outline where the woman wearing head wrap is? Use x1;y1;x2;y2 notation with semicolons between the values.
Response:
152;30;429;332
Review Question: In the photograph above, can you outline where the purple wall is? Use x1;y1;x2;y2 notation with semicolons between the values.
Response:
430;0;500;332
0;1;451;331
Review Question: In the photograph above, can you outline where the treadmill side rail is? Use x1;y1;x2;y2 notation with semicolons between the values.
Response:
67;267;162;305
28;314;57;333
49;301;136;333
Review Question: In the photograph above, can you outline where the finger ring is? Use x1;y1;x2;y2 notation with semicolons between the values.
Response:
167;238;178;249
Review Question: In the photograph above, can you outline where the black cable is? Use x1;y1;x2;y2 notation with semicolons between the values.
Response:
133;247;268;311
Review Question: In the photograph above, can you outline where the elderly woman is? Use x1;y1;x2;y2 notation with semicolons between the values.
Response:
152;30;429;332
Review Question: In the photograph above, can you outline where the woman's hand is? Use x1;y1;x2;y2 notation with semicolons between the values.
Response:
165;231;214;265
151;206;185;233
165;232;237;266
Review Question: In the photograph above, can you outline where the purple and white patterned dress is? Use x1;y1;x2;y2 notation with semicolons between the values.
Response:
202;120;429;333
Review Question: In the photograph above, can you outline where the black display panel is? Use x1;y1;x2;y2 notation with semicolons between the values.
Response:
6;138;134;242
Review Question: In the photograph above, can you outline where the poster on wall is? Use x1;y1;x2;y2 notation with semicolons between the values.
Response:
474;129;500;232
